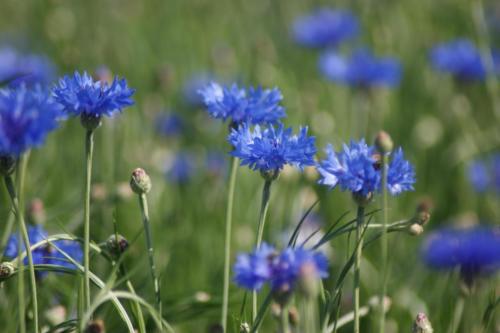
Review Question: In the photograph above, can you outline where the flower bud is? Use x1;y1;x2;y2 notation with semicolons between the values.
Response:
352;191;373;207
0;155;16;176
45;305;67;326
412;312;433;333
415;198;433;226
80;114;102;131
130;168;152;194
408;223;424;236
288;306;300;327
374;131;394;154
27;199;46;225
298;261;320;299
85;319;105;333
106;234;129;257
0;262;15;280
239;322;250;333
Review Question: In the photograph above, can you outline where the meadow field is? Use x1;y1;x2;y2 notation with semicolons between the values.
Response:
0;1;498;332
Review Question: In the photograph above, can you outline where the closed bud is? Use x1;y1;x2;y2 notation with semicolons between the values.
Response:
80;114;102;131
408;223;424;236
374;131;394;154
412;312;433;333
0;262;15;280
0;155;16;176
28;199;46;225
85;319;105;333
415;198;433;226
239;322;250;333
45;305;67;326
130;168;152;194
106;234;129;257
288;306;300;327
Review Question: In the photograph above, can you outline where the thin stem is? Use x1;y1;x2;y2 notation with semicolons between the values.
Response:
83;129;94;312
0;212;15;261
379;153;389;333
252;179;273;327
5;174;39;333
17;222;25;333
448;295;465;333
353;205;365;333
138;193;162;319
119;262;147;333
280;305;290;333
222;157;239;332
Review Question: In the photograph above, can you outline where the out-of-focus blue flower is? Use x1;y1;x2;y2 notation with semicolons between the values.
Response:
53;71;135;118
205;151;227;177
0;47;55;86
317;140;415;196
198;82;286;125
291;8;359;48
234;243;275;291
317;140;379;196
0;85;62;156
429;39;500;81
233;244;329;292
4;224;48;261
387;148;416;195
468;160;490;193
167;152;196;184
492;155;500;192
155;112;184;138
421;226;500;283
183;73;213;106
270;247;329;292
228;123;316;173
319;48;402;88
46;240;83;270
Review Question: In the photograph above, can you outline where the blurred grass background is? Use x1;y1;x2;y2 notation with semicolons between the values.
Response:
0;0;499;332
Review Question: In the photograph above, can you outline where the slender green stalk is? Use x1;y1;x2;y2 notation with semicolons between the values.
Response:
304;298;317;333
448;295;465;333
0;212;15;261
17;225;25;333
83;129;94;312
353;205;365;333
119;263;147;333
221;157;239;332
252;179;272;326
138;193;162;319
280;305;290;333
5;174;39;333
379;153;389;333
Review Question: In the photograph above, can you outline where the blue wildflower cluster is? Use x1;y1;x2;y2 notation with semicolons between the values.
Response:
198;82;286;125
467;154;500;193
234;243;329;293
429;39;500;81
155;112;184;138
53;71;135;119
291;8;359;48
228;124;316;173
0;46;55;86
319;48;402;87
317;139;415;196
0;85;62;156
421;226;500;283
4;225;83;278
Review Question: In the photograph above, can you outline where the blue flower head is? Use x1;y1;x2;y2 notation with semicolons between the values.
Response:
228;123;316;174
319;48;402;88
493;154;500;192
429;39;500;81
317;139;415;197
292;8;359;48
182;73;213;106
4;224;48;260
233;243;275;291
155;112;184;138
198;82;286;125
0;85;62;156
53;71;135;119
468;160;490;193
421;226;500;284
0;47;56;86
46;240;83;271
167;152;196;184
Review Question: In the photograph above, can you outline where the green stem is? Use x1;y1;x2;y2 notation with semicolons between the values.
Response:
5;174;39;333
83;129;94;312
17;222;25;333
448;295;465;333
353;205;365;333
0;212;15;261
379;153;389;333
138;193;162;320
119;262;147;333
280;305;290;333
222;157;239;332
252;179;272;327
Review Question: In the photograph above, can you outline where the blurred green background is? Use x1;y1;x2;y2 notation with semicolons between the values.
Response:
0;0;498;332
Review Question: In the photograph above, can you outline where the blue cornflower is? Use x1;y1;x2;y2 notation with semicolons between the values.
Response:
319;48;402;88
317;139;415;196
167;152;196;184
155;112;184;138
53;71;135;119
205;151;228;178
228;123;316;173
270;247;329;293
429;39;500;81
0;47;55;86
468;160;490;193
291;8;359;48
492;154;500;192
421;226;500;283
4;224;48;261
46;240;83;270
0;85;62;156
182;73;213;106
198;82;286;125
233;243;275;291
